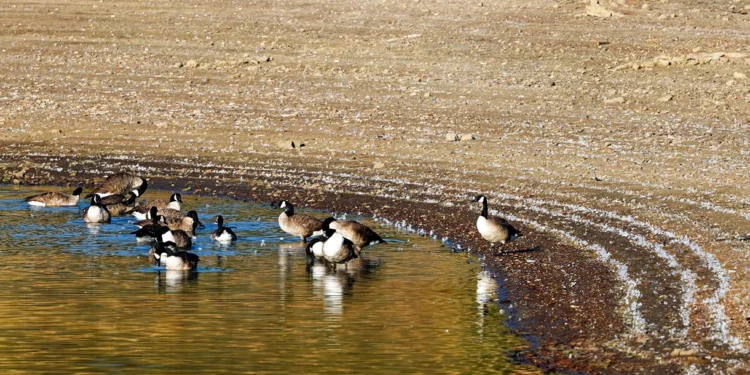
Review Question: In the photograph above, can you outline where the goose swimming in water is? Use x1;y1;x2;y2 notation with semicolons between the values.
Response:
211;215;237;243
85;172;147;199
132;193;182;220
151;236;199;271
83;195;112;223
25;187;83;207
156;225;192;249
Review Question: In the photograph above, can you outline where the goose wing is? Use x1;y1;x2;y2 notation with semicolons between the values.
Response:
488;217;521;236
290;214;323;232
25;191;68;205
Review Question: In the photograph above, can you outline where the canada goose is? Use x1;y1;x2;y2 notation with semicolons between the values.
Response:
131;207;164;242
137;210;203;233
322;229;358;270
278;200;323;242
105;192;137;216
25;186;83;207
211;215;237;243
305;231;331;263
152;207;184;221
152;238;199;271
324;217;385;251
167;210;204;235
156;225;193;249
85;172;147;199
132;193;182;220
472;195;522;254
83;195;112;223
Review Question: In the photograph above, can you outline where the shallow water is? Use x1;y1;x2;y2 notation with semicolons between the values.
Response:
0;186;536;374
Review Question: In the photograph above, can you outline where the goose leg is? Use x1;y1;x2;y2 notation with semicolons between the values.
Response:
499;243;506;255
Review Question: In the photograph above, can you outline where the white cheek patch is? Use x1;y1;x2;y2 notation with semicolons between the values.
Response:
280;201;287;208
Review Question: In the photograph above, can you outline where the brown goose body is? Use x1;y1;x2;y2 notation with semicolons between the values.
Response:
328;219;385;250
473;195;522;254
132;193;182;219
136;210;201;235
99;194;128;206
25;187;83;207
153;207;184;220
105;193;137;216
278;201;322;243
165;229;193;249
86;172;147;199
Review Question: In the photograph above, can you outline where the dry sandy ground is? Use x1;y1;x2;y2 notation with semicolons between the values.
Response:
2;0;750;373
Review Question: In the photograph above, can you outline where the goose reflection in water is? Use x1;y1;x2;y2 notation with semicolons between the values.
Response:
476;270;498;337
154;269;199;294
85;223;103;236
277;243;304;304
307;257;382;318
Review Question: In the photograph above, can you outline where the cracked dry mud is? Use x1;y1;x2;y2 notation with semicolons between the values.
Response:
2;0;750;373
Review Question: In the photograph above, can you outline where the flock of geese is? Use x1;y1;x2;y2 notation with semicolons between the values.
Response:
23;172;524;271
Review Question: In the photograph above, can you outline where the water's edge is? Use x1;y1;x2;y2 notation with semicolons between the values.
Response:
1;155;621;374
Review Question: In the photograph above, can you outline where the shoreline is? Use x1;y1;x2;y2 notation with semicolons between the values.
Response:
1;153;664;374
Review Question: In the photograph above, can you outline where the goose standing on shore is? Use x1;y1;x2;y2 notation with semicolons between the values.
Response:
25;187;83;207
472;195;522;255
83;195;112;223
85;172;147;199
278;200;323;243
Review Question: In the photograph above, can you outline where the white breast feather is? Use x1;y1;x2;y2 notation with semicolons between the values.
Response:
86;206;103;221
477;216;492;237
215;230;233;242
323;233;346;258
311;240;325;258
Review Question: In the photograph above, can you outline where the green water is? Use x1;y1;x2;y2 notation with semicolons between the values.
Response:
0;186;536;374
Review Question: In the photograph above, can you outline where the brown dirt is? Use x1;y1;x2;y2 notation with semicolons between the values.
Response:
2;0;750;373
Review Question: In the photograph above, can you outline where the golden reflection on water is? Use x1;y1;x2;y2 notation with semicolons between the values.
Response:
0;186;540;374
